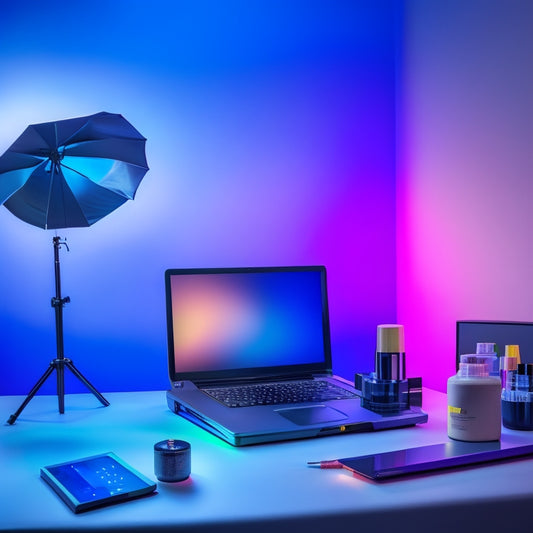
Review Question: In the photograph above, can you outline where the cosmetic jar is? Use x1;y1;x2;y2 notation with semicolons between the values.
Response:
447;355;501;442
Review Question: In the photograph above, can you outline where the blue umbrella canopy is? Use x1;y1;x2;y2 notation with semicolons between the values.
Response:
0;112;149;229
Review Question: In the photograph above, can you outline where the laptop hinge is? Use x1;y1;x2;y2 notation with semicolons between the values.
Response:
196;373;316;388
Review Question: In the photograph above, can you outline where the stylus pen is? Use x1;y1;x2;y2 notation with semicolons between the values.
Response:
307;460;343;469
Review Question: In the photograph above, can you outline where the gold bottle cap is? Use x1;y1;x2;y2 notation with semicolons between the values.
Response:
505;345;521;362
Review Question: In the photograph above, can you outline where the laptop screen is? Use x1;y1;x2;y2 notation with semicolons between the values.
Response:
165;266;332;382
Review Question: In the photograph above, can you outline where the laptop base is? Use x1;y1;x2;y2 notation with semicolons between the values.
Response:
167;389;428;446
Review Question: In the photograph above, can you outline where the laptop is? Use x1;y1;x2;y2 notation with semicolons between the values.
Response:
165;266;427;446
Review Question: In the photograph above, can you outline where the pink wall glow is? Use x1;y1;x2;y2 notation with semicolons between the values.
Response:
397;0;533;391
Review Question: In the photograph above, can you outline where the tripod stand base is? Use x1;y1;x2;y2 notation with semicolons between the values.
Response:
7;357;109;425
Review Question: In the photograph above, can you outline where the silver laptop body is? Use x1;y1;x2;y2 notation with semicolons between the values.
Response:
165;266;427;446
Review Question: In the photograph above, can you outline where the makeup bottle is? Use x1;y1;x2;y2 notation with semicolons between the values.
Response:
500;345;521;388
375;324;405;381
447;355;501;442
475;342;499;376
502;361;533;430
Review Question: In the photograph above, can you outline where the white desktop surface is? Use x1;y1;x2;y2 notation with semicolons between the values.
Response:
2;388;533;533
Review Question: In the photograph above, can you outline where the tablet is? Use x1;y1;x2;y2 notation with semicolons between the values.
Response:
41;452;157;513
338;438;533;480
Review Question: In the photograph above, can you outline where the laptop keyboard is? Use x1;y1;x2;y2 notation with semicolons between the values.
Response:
201;379;357;408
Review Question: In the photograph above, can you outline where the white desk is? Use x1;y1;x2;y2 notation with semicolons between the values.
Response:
2;388;533;533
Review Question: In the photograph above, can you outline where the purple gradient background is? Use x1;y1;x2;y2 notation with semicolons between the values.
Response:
1;1;531;397
0;2;396;395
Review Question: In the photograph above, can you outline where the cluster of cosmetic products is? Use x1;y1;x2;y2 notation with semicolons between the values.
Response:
447;343;533;442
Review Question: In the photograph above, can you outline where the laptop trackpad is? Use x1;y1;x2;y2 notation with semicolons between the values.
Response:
276;405;348;426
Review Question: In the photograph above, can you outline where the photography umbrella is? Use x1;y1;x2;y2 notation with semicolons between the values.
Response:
0;111;149;423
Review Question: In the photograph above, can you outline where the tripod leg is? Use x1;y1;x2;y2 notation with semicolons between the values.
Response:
7;364;56;425
57;359;65;414
64;360;110;407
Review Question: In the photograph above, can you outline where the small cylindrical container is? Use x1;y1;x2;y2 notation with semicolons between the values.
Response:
375;324;406;381
154;439;191;482
502;400;533;430
447;355;501;442
501;362;533;430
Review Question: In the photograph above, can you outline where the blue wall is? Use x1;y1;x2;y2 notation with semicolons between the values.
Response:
0;1;397;395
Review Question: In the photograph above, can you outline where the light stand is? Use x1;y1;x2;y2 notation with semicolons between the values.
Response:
7;236;109;424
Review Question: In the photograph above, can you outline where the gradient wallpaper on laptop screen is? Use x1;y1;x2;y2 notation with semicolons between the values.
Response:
169;271;326;373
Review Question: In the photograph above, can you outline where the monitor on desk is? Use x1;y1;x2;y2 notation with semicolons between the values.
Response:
456;321;533;369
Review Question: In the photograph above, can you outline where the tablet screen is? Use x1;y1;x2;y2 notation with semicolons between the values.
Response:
41;452;157;512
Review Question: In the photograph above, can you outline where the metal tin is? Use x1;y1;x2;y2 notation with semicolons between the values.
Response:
154;439;191;482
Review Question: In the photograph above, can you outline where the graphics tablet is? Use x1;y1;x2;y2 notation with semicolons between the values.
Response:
41;452;157;513
336;438;533;480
